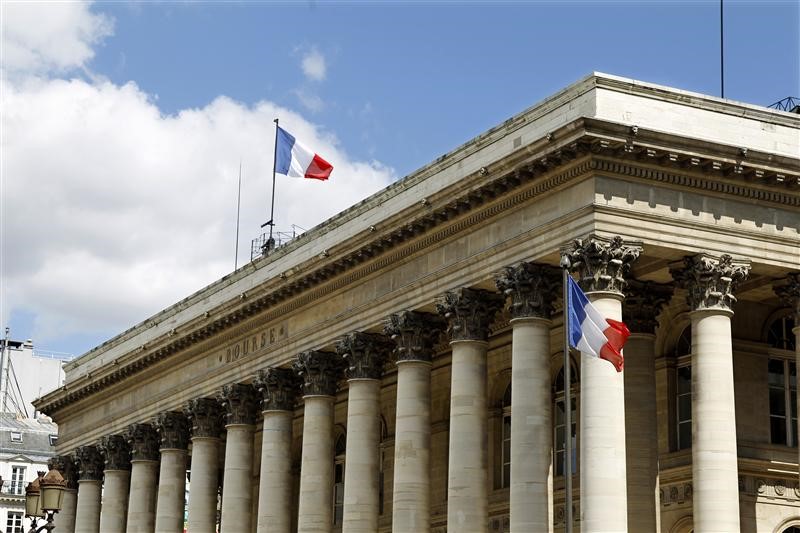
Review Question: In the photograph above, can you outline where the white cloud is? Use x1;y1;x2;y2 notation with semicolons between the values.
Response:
301;47;326;82
1;1;113;76
0;4;395;353
293;87;325;112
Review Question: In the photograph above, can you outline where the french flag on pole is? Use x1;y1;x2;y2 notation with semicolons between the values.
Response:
275;126;333;181
567;276;630;372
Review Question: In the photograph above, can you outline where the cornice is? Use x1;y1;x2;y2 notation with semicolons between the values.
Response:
36;118;800;416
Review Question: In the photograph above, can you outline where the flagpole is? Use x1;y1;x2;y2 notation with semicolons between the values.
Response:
268;118;279;242
234;159;242;270
560;254;573;533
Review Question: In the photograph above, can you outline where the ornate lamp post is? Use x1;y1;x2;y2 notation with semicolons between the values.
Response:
25;468;66;532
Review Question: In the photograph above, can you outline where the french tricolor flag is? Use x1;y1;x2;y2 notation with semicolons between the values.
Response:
275;126;333;181
567;276;630;372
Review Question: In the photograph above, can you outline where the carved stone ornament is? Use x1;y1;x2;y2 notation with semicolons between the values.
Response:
99;434;131;471
293;350;343;397
337;331;394;380
774;273;800;317
384;310;446;363
75;445;104;481
185;397;224;439
622;280;674;334
126;423;159;461
671;254;750;312
218;383;258;426
155;411;190;450
48;455;78;490
254;367;299;411
435;287;504;342
494;262;560;319
563;235;642;294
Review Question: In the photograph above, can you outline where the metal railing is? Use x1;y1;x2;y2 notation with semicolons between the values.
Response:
768;96;800;113
250;225;306;262
32;349;74;361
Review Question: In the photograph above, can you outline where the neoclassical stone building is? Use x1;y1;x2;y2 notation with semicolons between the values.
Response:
35;74;799;533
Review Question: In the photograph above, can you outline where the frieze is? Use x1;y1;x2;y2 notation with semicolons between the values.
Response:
384;310;446;363
436;287;504;342
660;482;693;506
217;321;289;365
563;235;642;294
740;475;800;500
185;397;224;439
74;445;104;481
670;254;750;312
293;350;343;397
218;383;258;426
494;262;560;320
336;332;394;380
48;455;78;490
254;367;299;411
155;411;190;450
126;423;159;461
623;280;674;334
99;434;131;471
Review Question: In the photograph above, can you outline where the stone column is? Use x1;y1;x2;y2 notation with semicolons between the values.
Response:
385;311;445;533
775;273;800;469
672;254;750;533
254;367;299;533
154;411;191;533
74;445;104;533
293;350;342;533
436;287;504;533
185;397;224;533
337;332;394;532
565;235;641;532
496;263;560;533
49;455;78;533
125;423;159;533
98;434;132;533
622;280;672;533
219;383;259;533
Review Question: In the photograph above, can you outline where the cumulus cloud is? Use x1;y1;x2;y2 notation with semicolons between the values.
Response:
301;47;326;81
0;3;395;353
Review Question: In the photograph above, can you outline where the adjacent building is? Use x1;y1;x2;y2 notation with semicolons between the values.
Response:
34;73;800;533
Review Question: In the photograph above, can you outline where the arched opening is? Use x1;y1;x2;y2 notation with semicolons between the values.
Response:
333;432;346;525
554;359;579;477
500;383;512;488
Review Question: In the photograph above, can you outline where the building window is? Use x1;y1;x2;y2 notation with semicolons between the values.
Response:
10;465;26;495
49;434;58;446
769;358;797;447
333;433;346;525
769;315;797;352
6;511;23;533
501;384;511;489
10;431;22;443
677;365;692;450
554;363;577;477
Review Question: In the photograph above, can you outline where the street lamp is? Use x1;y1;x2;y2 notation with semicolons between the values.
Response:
24;467;66;533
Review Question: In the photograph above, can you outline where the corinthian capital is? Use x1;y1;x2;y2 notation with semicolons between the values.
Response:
99;434;131;471
337;332;394;380
623;280;674;334
774;273;800;317
495;262;560;319
75;445;104;481
564;235;642;294
126;423;159;461
255;367;299;411
671;254;750;312
155;411;190;450
185;397;224;439
293;350;342;397
48;455;78;490
384;310;446;363
219;383;258;426
436;287;504;342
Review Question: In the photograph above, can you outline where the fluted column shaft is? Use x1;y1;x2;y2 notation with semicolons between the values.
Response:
155;449;188;533
220;424;255;532
509;317;552;532
623;333;660;532
297;395;335;532
99;470;131;533
187;437;220;533
257;410;294;532
342;379;381;532
126;460;158;532
392;360;432;532
74;480;102;533
56;489;78;533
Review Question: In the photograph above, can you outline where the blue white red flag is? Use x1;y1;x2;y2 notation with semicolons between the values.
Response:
566;276;629;372
275;126;333;180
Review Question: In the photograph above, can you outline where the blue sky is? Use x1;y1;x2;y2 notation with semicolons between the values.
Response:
1;0;798;359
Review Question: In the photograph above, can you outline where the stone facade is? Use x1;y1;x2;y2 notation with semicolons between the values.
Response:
33;74;800;533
